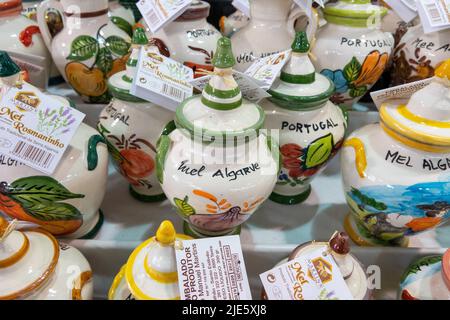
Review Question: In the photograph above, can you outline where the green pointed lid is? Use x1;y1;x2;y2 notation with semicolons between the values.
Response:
0;51;21;78
324;0;387;27
291;32;310;53
211;37;235;69
132;27;148;45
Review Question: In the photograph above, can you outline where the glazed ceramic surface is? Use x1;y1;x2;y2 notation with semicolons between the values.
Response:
219;10;250;38
0;218;93;300
399;250;450;300
312;0;394;108
341;66;450;246
37;0;131;103
109;0;136;37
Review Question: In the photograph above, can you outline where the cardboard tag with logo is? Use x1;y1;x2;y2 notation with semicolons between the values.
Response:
417;0;450;33
245;50;291;90
131;47;194;111
0;82;85;175
260;246;353;300
175;235;252;300
137;0;192;34
385;0;418;23
232;0;250;17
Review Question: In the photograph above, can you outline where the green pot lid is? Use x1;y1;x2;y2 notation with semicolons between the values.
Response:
0;51;21;78
324;0;387;20
268;32;335;110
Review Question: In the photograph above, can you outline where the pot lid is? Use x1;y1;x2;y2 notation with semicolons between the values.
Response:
0;217;59;300
443;249;450;291
0;51;21;79
124;220;192;300
324;0;387;26
380;60;450;149
175;37;265;140
175;0;210;21
268;32;335;110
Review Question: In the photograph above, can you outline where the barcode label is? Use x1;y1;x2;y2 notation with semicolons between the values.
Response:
162;83;187;101
144;7;161;26
11;141;54;169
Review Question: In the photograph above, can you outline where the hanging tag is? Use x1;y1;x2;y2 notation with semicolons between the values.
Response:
314;0;328;8
401;0;418;12
260;246;353;300
245;50;291;90
294;0;313;18
384;0;418;23
137;0;192;34
175;235;252;300
232;0;250;17
416;0;450;32
131;47;194;112
0;83;85;175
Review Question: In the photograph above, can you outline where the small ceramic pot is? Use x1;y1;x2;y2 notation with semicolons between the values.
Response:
0;53;109;238
231;0;317;72
391;24;450;86
140;1;221;78
341;61;450;247
262;32;347;205
109;0;136;37
157;38;278;238
0;217;93;300
312;0;394;108
108;220;192;300
399;249;450;300
37;0;131;103
98;28;173;202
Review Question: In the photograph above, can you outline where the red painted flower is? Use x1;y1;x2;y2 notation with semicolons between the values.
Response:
283;158;301;170
280;143;303;159
19;26;41;47
119;149;154;185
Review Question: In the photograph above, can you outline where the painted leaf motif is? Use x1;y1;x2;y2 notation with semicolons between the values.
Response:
343;57;361;82
66;35;99;61
96;47;113;74
349;86;367;98
156;134;171;184
111;16;133;36
174;196;195;218
105;36;130;56
20;202;82;221
304;134;334;169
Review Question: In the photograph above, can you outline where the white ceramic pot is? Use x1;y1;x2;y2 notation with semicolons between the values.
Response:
262;32;347;205
341;65;450;247
231;0;317;72
312;0;394;108
0;217;93;300
37;0;131;103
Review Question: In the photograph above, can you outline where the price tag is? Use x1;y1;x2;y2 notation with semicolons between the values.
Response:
175;235;252;300
131;47;194;112
260;246;353;300
137;0;192;34
0;82;85;175
384;0;418;23
294;0;313;18
232;0;250;17
245;50;291;90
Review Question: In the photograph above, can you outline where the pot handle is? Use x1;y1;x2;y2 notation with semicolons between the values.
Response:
36;0;65;50
287;6;319;44
343;138;367;179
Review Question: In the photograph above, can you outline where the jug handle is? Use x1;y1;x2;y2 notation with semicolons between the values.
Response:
343;138;367;179
36;0;65;50
287;6;319;44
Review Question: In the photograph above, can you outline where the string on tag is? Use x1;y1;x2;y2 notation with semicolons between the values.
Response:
174;239;184;251
196;68;236;87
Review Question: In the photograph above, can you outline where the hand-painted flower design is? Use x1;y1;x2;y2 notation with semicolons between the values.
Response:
119;149;155;186
321;69;348;93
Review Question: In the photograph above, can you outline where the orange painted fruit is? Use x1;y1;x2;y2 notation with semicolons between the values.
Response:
119;149;155;185
65;62;107;97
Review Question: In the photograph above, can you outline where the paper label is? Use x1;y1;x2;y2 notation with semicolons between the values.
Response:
370;77;434;110
401;0;418;11
175;235;252;300
244;50;291;90
260;247;353;300
131;47;194;111
0;83;85;174
417;0;450;33
232;0;250;17
385;0;418;23
137;0;192;34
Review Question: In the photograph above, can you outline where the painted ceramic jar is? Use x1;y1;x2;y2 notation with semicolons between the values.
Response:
98;28;173;202
341;62;450;247
0;0;52;88
312;0;394;108
109;0;136;38
262;232;371;300
140;1;221;78
0;217;93;300
399;249;450;300
157;38;278;238
36;0;131;103
262;32;347;205
0;53;109;239
108;220;192;300
231;0;317;72
391;24;450;86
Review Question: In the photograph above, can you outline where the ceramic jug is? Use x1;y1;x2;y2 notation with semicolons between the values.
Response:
312;0;394;108
157;37;279;238
231;0;318;72
0;52;109;239
399;249;450;300
262;32;347;205
341;60;450;247
0;217;93;300
108;220;192;300
36;0;131;103
98;28;173;202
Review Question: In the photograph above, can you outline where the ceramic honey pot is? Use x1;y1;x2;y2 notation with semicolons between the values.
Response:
108;220;192;300
36;0;131;103
0;52;109;239
312;0;394;108
261;32;347;205
0;217;93;300
157;37;279;238
231;0;318;72
399;249;450;300
98;28;173;202
341;60;450;247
